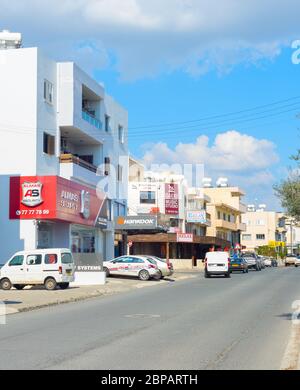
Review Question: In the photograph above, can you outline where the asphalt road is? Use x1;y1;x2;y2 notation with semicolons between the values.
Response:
0;267;300;370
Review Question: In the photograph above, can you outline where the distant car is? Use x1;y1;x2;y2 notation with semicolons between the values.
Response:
258;256;266;269
263;257;272;267
285;254;298;267
230;256;249;273
204;251;230;278
295;256;300;268
242;252;261;271
103;256;160;281
143;256;174;278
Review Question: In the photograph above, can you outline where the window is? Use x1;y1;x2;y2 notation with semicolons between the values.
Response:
118;125;125;144
44;79;53;104
105;115;110;132
26;255;42;265
117;164;123;182
256;220;265;226
45;254;58;265
43;133;55;155
256;234;266;240
9;255;24;266
62;253;74;264
104;157;110;176
242;234;252;241
227;214;231;222
140;191;156;204
223;213;227;221
217;211;221;219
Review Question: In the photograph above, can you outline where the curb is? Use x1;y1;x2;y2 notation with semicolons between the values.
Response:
3;273;198;316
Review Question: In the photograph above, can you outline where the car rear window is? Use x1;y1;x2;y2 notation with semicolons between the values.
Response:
62;253;74;264
45;254;58;264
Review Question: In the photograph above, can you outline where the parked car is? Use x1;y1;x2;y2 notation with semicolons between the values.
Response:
295;256;300;268
204;251;231;278
271;258;278;267
258;256;266;269
263;257;272;267
242;252;261;271
143;256;174;278
0;249;75;291
285;254;298;266
103;255;160;281
230;256;249;273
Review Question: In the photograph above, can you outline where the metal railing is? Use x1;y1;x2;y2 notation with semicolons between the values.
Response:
60;154;98;174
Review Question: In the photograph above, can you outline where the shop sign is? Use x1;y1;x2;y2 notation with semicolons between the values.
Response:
177;233;194;243
10;176;107;228
186;210;207;223
165;183;179;215
115;216;158;230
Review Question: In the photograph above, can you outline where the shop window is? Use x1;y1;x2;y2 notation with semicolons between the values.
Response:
117;164;123;182
43;132;55;155
45;254;58;265
26;255;42;265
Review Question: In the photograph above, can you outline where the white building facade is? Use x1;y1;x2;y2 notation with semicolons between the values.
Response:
0;44;128;264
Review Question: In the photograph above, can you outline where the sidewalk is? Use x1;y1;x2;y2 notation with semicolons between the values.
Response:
0;272;198;316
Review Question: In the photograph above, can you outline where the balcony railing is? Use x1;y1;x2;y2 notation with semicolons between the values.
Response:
60;154;98;174
82;110;102;129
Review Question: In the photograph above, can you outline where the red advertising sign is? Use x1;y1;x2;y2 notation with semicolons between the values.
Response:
10;176;107;227
176;233;194;243
165;183;179;215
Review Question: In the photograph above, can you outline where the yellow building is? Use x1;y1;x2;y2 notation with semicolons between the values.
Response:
203;186;247;246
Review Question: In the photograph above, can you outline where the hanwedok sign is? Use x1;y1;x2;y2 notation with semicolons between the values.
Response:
10;176;107;227
114;216;158;230
165;183;179;215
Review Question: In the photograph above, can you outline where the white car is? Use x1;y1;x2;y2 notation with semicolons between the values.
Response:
103;256;161;281
295;256;300;268
0;249;75;290
142;256;174;278
205;251;230;278
263;257;272;267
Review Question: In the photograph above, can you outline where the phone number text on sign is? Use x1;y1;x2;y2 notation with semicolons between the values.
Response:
16;210;50;216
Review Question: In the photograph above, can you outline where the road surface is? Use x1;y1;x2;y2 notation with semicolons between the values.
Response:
0;267;299;370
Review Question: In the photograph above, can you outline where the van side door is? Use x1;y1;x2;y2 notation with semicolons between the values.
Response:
25;254;43;284
5;255;25;284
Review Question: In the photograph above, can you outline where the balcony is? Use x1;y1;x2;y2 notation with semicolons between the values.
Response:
82;110;102;130
60;154;103;187
215;219;238;231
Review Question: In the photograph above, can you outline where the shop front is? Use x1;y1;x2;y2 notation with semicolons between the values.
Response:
9;175;109;283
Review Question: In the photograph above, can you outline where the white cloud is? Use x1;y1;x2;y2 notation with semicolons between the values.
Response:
1;0;300;79
142;130;280;206
143;130;279;172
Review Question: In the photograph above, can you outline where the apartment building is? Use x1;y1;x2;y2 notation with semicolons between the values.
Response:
0;33;128;265
285;217;300;254
241;206;287;251
203;184;247;246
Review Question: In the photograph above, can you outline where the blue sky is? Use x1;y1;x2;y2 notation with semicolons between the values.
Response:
1;0;300;209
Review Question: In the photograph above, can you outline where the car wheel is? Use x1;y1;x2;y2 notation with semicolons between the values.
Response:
157;270;163;279
204;270;210;278
44;277;57;291
0;278;12;290
103;267;110;277
225;272;231;278
139;270;150;281
13;285;25;290
59;283;69;290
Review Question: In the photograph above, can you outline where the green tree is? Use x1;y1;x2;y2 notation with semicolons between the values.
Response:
274;150;300;220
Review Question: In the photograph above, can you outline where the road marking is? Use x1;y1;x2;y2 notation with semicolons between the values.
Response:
281;324;300;370
125;314;161;319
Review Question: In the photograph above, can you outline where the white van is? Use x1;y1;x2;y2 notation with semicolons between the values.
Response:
0;249;75;291
204;251;230;278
